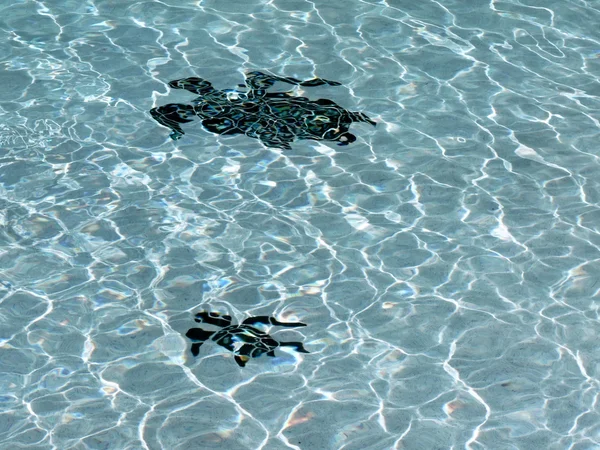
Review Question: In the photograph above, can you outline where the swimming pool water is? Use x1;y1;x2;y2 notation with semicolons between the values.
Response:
1;0;600;449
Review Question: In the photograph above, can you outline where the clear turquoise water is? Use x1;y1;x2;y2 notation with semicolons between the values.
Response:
1;0;600;449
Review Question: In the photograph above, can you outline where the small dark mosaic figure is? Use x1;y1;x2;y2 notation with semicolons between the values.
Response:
186;311;309;367
150;71;376;149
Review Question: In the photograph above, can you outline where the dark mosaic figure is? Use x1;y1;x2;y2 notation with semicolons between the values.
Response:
186;311;309;367
150;71;376;149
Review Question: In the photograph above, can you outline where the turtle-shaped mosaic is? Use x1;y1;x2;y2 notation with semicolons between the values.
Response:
185;311;309;367
150;71;376;149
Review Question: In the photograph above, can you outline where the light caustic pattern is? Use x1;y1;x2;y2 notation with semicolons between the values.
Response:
1;0;600;448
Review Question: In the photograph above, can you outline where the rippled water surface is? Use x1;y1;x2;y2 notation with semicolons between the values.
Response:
2;0;600;449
